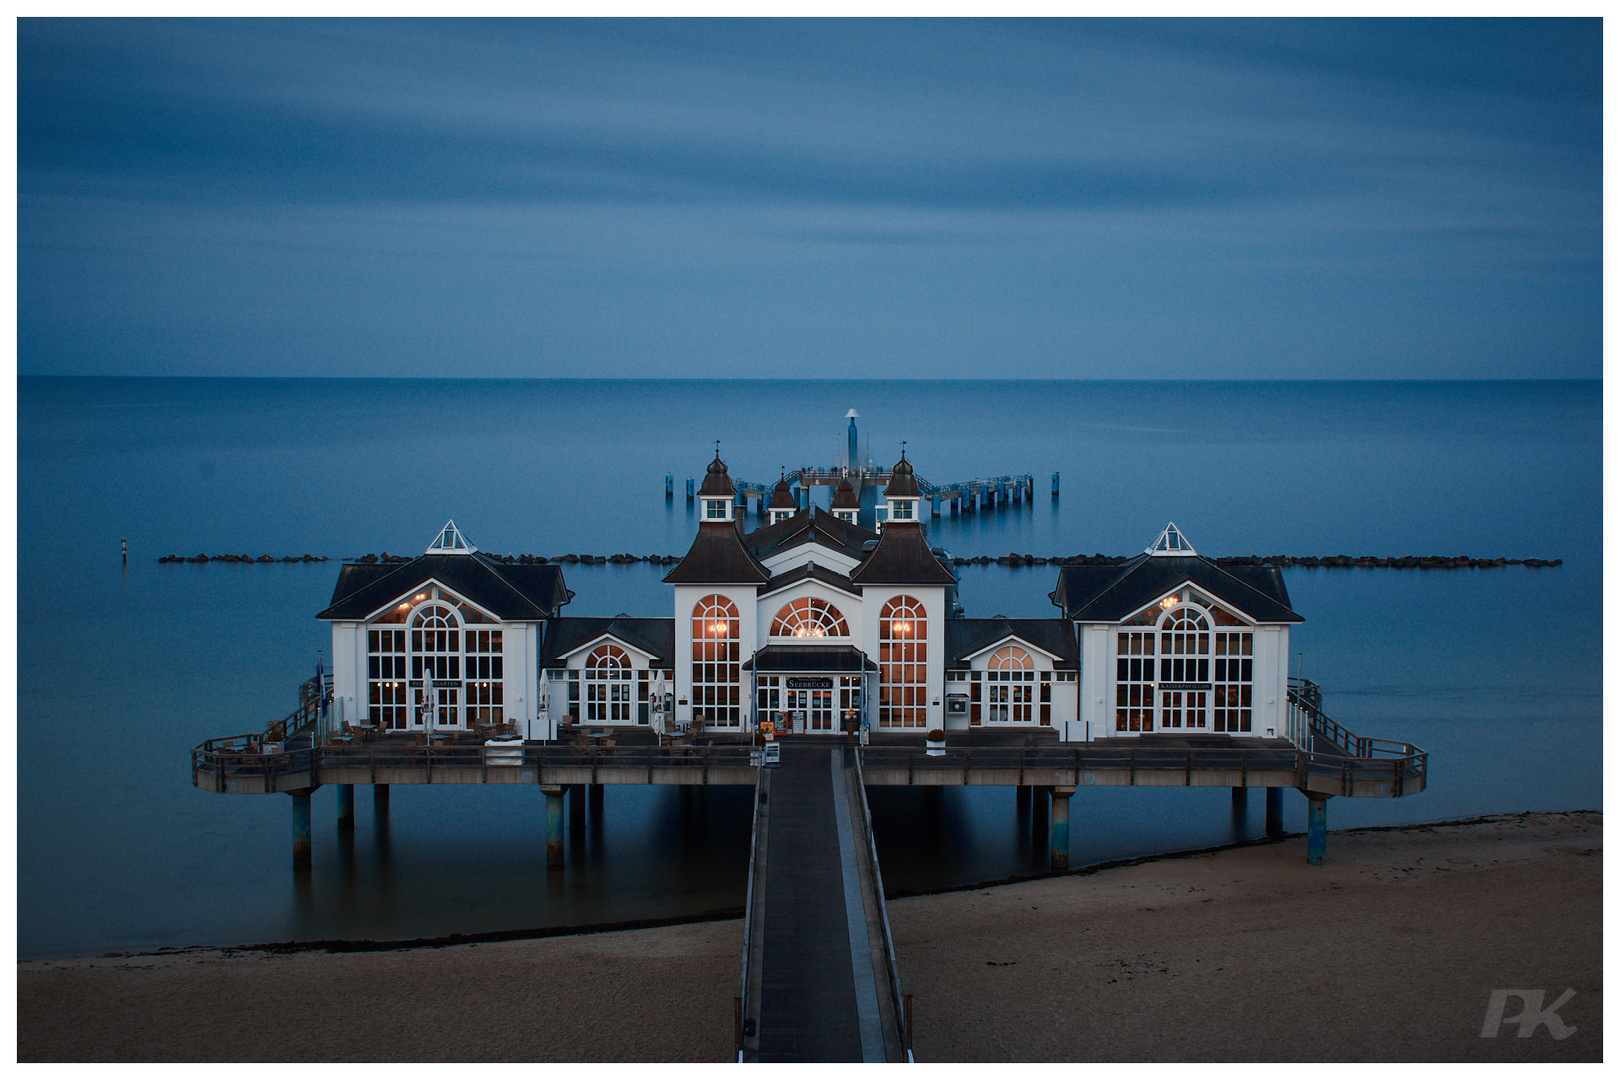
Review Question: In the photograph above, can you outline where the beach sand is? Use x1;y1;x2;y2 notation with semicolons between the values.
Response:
18;811;1600;1062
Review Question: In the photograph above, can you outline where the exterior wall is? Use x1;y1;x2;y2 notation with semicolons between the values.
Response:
506;622;538;740
1077;623;1112;742
331;621;366;731
944;640;1078;734
1253;624;1290;739
552;635;666;729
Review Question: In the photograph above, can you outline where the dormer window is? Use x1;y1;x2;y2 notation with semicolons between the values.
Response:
705;499;730;521
891;500;915;521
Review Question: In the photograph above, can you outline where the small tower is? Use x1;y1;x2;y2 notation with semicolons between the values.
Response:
880;446;921;531
767;470;798;525
830;473;860;525
699;449;736;524
427;520;477;554
846;409;860;475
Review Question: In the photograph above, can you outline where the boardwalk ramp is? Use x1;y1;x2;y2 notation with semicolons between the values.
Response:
739;742;910;1062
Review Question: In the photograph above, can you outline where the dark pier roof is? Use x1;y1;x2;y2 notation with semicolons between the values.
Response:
319;553;572;622
663;519;772;584
850;522;956;586
1051;553;1302;623
541;617;676;665
945;617;1078;667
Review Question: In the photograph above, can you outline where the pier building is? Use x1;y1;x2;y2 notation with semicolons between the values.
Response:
317;521;569;738
1052;522;1302;743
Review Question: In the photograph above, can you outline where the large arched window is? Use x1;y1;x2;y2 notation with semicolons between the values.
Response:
1158;604;1209;730
691;595;741;727
987;645;1034;723
770;597;849;638
411;603;462;729
878;596;927;728
586;643;633;723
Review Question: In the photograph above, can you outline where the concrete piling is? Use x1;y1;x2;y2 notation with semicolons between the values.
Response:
686;478;694;501
337;783;354;831
1306;795;1328;865
1050;786;1074;869
542;785;565;868
375;783;389;801
1265;786;1284;835
665;474;673;498
1051;472;1059;497
291;789;313;868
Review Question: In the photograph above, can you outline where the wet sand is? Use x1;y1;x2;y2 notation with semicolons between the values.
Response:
18;811;1600;1062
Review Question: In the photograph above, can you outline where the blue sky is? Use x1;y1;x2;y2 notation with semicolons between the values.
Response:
17;18;1601;379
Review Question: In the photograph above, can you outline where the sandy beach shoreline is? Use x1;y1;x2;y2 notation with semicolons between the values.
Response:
19;810;1600;1062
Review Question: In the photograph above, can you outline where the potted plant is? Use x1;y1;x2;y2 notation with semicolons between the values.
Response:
925;728;946;756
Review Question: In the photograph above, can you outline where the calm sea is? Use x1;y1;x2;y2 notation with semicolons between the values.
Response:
16;378;1601;959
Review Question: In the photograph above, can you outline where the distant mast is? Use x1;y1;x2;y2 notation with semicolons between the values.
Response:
846;409;860;476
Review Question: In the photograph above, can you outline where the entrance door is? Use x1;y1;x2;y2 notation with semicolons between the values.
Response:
809;689;834;730
436;685;461;730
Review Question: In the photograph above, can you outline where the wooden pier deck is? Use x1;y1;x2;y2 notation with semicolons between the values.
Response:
739;742;908;1062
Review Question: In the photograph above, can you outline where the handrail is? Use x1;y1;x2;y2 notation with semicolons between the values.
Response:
852;746;911;1059
193;740;761;777
737;751;767;1059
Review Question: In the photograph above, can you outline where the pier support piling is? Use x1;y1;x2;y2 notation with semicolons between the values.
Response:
337;784;354;831
1231;786;1247;807
542;785;565;868
1050;786;1074;870
1306;795;1328;865
290;789;313;869
665;474;673;498
1051;472;1059;497
374;782;389;801
1265;786;1284;835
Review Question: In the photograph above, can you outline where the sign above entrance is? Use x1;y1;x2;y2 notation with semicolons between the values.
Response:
1160;682;1212;691
786;677;833;689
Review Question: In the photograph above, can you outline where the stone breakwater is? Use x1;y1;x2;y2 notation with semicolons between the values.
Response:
161;551;1561;569
158;553;330;564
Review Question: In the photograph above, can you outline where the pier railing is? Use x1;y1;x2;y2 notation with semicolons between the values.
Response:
193;739;760;794
1285;678;1428;797
857;739;1425;799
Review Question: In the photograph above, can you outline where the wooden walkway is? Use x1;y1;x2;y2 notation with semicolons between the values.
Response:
740;742;907;1062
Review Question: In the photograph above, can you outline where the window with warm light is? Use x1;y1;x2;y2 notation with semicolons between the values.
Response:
770;597;849;638
691;594;741;727
878;596;927;728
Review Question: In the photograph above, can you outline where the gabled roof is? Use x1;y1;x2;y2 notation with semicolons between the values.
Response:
945;618;1078;667
1050;552;1302;623
663;520;771;585
318;553;572;622
760;561;862;598
744;506;875;562
850;522;956;586
541;617;676;666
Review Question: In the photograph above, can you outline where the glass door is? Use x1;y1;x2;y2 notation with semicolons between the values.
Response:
810;689;834;730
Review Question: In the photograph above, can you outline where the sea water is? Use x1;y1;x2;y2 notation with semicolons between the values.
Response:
16;378;1601;958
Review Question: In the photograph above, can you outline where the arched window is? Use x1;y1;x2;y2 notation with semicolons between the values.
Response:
411;603;462;729
770;597;850;638
1158;604;1209;730
986;645;1033;723
691;595;741;727
586;644;633;723
878;596;927;728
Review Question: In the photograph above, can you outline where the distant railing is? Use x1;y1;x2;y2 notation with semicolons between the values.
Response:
261;673;333;743
193;739;759;792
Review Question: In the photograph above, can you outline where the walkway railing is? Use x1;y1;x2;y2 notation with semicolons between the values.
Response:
851;747;913;1059
1286;678;1428;797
